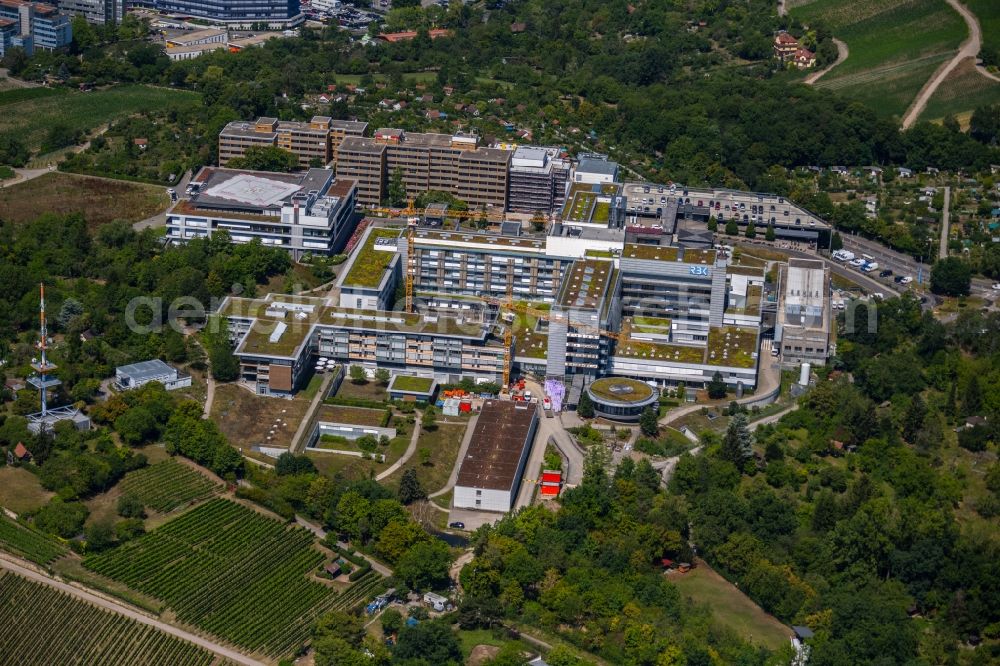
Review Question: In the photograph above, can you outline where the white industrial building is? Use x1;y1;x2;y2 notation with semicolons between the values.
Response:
776;258;831;366
114;360;192;392
453;400;539;512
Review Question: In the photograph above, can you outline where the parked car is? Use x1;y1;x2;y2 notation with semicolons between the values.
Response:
849;258;865;267
448;522;465;529
993;283;1000;290
894;275;905;284
900;276;913;285
879;269;893;278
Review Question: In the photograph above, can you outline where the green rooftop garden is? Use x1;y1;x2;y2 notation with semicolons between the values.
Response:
237;319;313;357
317;405;388;427
630;316;673;334
593;201;610;223
587;377;655;402
622;244;716;265
706;326;758;368
564;191;597;222
343;228;401;288
388;375;435;394
585;249;614;259
512;311;548;359
615;339;706;364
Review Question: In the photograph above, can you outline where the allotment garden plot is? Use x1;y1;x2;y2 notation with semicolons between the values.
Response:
0;571;215;666
83;498;342;658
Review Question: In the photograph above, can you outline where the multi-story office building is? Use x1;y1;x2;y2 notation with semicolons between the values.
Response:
410;229;569;302
220;295;507;395
165;167;358;259
507;146;570;214
219;116;368;169
334;135;386;206
56;0;120;24
546;258;620;378
776;257;830;366
0;0;72;54
618;243;726;343
336;129;511;209
153;0;303;28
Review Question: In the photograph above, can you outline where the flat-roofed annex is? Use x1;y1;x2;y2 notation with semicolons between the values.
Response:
455;400;537;491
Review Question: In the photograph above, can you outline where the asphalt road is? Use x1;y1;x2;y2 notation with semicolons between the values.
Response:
939;186;951;260
735;240;901;297
134;170;191;231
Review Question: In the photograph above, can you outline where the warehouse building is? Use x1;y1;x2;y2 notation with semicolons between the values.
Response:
165;166;358;259
453;400;539;513
114;359;192;392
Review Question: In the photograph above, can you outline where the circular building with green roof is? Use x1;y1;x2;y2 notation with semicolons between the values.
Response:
585;377;659;422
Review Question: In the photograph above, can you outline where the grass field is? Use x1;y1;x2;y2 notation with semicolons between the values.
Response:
0;85;200;153
211;383;310;451
670;561;790;652
117;459;222;513
0;172;168;227
921;58;1000;124
381;421;467;495
0;571;216;666
0;466;54;514
84;498;342;658
794;0;966;117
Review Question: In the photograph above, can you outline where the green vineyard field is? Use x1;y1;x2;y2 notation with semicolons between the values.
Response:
84;498;371;658
0;571;215;666
118;458;221;513
0;514;67;565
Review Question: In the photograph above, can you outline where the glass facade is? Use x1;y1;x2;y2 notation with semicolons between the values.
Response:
155;0;301;24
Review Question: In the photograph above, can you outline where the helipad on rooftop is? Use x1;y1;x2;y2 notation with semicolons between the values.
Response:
204;174;302;207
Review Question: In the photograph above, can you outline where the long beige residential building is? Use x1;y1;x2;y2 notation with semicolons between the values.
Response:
335;128;511;209
219;116;368;168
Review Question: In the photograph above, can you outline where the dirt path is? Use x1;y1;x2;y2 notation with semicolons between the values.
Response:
804;38;848;84
902;0;983;128
289;372;334;453
0;556;265;666
0;69;39;88
375;411;422;481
